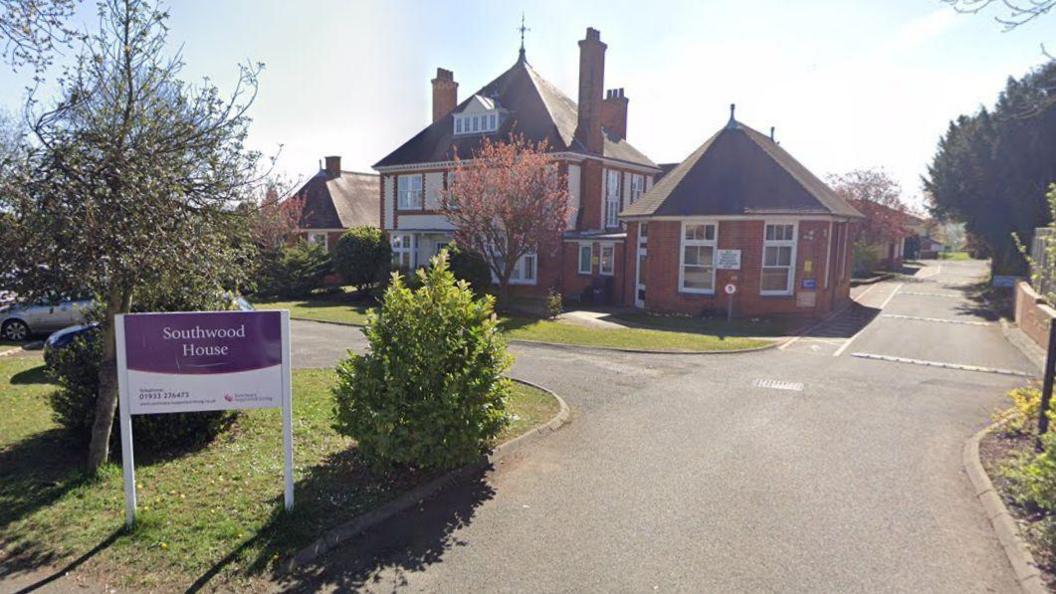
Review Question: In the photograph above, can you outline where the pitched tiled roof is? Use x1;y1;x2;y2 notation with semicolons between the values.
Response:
621;120;863;219
297;170;380;230
374;58;658;170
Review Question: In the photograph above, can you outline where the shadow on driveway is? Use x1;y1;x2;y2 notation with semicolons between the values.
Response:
272;468;496;593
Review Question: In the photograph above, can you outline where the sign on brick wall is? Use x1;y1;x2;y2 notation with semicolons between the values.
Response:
716;249;741;270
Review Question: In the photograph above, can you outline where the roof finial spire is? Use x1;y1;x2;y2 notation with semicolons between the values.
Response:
726;103;737;129
518;13;530;63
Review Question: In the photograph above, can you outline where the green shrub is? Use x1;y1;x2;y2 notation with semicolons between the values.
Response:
1005;425;1056;512
546;288;563;319
999;386;1043;435
47;332;234;456
331;252;511;471
447;243;492;297
257;240;332;299
852;241;881;276
333;226;391;292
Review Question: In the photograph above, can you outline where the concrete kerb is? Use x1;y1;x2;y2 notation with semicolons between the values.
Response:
963;419;1047;594
999;318;1046;374
289;316;779;356
284;378;570;572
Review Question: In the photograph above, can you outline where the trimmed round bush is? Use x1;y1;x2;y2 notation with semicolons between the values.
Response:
447;243;492;297
47;331;234;456
333;226;392;292
331;252;511;471
256;240;332;299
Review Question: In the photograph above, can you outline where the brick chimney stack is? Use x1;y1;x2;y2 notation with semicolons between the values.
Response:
324;155;341;177
601;88;628;140
575;28;606;154
431;68;458;123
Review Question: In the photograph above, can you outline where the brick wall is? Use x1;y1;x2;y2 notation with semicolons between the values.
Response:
1015;280;1056;351
641;219;847;317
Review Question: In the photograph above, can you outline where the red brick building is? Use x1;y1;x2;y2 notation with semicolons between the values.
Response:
373;28;660;304
620;110;864;317
373;27;862;318
294;155;380;251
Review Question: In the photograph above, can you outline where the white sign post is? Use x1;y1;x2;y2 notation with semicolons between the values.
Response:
116;310;293;528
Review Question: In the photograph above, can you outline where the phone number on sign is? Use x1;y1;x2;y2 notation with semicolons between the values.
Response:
137;390;191;400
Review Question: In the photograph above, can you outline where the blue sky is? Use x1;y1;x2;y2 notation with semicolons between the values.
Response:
2;0;1054;207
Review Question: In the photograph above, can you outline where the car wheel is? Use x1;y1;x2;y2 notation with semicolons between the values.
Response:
2;319;29;342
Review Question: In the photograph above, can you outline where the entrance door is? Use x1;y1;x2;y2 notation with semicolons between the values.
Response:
635;224;648;308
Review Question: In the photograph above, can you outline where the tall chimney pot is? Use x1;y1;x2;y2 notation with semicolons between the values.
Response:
575;27;607;154
324;156;341;177
601;86;629;140
431;68;458;124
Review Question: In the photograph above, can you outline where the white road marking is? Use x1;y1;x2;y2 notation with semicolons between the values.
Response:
752;378;804;391
849;352;1034;378
899;291;964;299
917;265;942;279
879;314;994;327
833;283;903;358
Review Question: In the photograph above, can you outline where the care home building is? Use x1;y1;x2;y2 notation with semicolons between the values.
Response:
373;28;661;303
294;155;380;252
374;27;863;318
621;111;863;316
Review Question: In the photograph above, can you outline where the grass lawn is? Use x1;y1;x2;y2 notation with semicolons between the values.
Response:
500;316;770;351
611;311;805;338
254;287;372;326
0;354;558;591
938;251;972;261
253;288;772;352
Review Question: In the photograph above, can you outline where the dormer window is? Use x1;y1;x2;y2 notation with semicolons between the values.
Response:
453;94;502;136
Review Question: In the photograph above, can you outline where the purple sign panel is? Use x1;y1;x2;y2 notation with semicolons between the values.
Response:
120;311;287;415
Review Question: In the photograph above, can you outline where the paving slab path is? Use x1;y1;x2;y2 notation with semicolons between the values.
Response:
274;259;1033;593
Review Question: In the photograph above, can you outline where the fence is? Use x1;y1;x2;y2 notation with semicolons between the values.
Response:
1032;227;1055;297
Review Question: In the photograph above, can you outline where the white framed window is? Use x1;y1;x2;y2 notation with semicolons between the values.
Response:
578;243;593;275
392;233;415;269
679;222;717;293
455;119;462;134
397;175;423;210
434;241;450;256
629;173;645;204
510;252;537;285
599;243;615;276
761;222;796;295
307;232;328;250
605;169;621;228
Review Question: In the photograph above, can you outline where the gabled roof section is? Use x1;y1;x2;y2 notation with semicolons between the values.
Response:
374;58;657;170
297;170;380;230
621;120;862;219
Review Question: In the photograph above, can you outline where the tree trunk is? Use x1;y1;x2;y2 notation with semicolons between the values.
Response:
86;288;132;472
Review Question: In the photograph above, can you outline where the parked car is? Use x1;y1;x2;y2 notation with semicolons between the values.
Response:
43;322;100;366
0;298;93;342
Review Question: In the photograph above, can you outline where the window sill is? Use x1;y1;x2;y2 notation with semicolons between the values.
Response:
678;288;715;295
759;292;794;298
509;280;538;286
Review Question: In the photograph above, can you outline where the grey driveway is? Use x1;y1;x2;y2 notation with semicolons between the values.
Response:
282;259;1033;593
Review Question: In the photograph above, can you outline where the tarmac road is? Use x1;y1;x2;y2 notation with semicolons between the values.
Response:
279;259;1036;593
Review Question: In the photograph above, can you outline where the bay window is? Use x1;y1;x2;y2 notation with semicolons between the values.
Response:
391;233;415;269
397;174;423;210
680;222;716;293
761;223;796;295
510;252;537;285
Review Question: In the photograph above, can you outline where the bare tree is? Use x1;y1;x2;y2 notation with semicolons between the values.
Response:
943;0;1054;29
0;0;82;73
